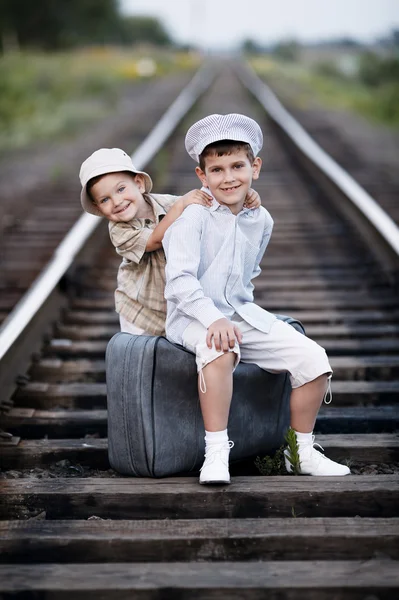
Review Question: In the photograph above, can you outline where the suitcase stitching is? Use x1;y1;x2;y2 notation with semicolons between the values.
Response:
140;335;156;477
150;337;161;477
123;334;141;476
106;333;135;475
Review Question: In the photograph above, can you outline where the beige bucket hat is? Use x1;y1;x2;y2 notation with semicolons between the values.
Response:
79;148;153;217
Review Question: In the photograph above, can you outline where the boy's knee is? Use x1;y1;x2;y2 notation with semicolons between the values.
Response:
291;340;332;389
205;351;236;371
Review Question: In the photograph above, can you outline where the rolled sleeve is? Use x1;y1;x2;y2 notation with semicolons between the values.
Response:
109;222;153;264
163;206;225;328
151;193;179;212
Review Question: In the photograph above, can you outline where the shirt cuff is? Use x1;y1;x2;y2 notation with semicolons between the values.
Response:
129;227;153;263
197;306;226;329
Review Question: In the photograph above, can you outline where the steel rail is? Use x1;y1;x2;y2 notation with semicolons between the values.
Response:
237;61;399;266
0;62;216;362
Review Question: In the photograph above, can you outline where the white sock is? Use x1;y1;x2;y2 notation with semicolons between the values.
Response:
294;430;313;446
205;429;228;446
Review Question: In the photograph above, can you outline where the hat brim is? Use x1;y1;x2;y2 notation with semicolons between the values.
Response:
81;165;153;217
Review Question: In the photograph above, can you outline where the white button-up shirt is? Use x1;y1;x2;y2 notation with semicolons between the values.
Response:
163;191;276;344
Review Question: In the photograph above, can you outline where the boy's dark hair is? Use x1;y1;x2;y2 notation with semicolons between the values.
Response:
87;171;136;202
199;140;255;171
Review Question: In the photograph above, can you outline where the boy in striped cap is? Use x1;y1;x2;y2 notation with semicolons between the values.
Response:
163;113;350;483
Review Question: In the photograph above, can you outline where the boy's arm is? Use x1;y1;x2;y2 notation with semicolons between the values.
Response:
145;190;212;252
108;190;212;263
251;212;274;280
163;206;226;329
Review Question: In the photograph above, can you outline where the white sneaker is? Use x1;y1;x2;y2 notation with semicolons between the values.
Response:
284;436;351;476
199;441;234;484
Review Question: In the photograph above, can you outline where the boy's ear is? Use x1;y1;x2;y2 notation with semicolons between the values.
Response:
251;157;262;180
195;166;208;187
133;173;146;192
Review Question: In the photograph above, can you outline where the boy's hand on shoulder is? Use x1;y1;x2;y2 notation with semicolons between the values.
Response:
206;318;243;352
181;189;213;210
244;188;261;209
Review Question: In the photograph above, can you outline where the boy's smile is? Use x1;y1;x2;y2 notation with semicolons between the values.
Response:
90;172;153;223
195;150;261;215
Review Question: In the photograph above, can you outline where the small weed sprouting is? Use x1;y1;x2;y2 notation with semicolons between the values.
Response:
254;446;285;476
284;427;301;475
254;427;301;476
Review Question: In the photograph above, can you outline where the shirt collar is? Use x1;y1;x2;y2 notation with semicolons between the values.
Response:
146;194;167;222
201;187;255;218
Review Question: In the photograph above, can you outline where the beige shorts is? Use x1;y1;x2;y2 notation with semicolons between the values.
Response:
181;316;332;389
119;314;149;335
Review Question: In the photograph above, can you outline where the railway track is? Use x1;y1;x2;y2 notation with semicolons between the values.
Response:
0;60;398;598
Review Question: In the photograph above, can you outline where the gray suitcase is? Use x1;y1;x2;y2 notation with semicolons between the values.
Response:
106;315;305;477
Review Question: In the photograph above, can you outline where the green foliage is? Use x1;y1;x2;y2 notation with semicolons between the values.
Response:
0;0;119;50
314;60;346;80
284;427;301;475
0;48;197;150
354;81;399;124
291;506;303;518
119;17;172;47
358;51;399;87
356;53;399;123
272;40;300;62
254;446;285;476
0;0;173;51
251;55;399;127
254;427;301;476
242;39;262;55
315;52;399;125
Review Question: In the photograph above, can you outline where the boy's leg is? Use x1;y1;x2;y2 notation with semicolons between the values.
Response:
181;321;240;484
199;352;236;432
237;318;350;476
290;373;328;434
288;373;350;475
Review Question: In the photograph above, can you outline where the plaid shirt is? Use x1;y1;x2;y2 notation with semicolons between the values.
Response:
109;193;178;335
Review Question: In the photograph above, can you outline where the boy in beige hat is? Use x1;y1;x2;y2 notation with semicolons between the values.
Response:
163;113;350;483
79;147;261;335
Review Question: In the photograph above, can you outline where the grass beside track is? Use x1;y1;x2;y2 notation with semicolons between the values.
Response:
0;47;199;152
251;56;399;127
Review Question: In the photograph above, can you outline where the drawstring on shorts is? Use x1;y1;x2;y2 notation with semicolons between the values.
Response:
324;375;332;404
199;368;207;394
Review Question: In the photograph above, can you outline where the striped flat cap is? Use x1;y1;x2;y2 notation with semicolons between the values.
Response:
185;113;263;162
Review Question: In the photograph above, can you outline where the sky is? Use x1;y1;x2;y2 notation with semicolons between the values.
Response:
120;0;399;49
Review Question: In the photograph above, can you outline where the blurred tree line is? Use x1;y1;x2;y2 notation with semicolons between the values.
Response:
242;29;399;124
312;31;399;122
358;50;399;87
0;0;172;52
